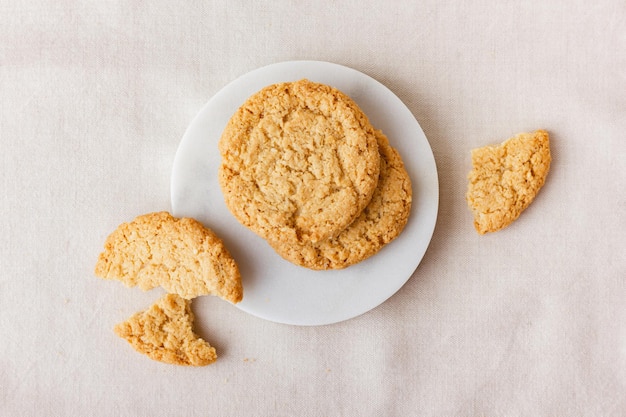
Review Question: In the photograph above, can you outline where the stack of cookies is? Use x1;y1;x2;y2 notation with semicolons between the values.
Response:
218;79;412;270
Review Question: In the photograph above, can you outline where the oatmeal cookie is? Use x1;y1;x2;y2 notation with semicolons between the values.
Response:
218;79;380;244
94;212;243;303
114;293;217;366
466;130;551;234
269;129;412;269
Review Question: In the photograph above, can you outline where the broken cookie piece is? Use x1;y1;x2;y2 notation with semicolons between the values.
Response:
466;130;551;234
114;293;217;366
95;212;243;303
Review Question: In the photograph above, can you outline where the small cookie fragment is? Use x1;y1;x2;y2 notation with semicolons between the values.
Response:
114;293;217;366
94;212;242;303
466;130;551;234
269;129;412;269
218;79;380;245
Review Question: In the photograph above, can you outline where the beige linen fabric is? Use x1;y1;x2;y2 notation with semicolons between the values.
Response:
0;0;624;415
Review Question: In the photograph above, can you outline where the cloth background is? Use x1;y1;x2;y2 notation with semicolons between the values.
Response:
1;1;624;415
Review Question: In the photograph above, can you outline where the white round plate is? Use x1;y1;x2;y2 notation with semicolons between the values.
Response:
171;61;438;326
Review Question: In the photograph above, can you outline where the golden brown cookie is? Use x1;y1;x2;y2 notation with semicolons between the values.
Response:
95;212;243;303
466;129;551;234
218;79;380;245
114;293;217;366
269;129;412;270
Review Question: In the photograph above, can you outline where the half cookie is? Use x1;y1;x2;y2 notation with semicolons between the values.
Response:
218;79;380;245
114;293;217;366
466;129;551;234
269;129;412;270
95;212;243;303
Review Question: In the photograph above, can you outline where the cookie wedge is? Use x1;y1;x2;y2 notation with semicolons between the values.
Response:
114;293;217;366
466;130;551;234
95;212;242;303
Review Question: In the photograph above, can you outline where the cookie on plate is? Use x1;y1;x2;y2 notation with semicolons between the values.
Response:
114;293;217;366
218;79;380;245
466;129;551;234
269;129;412;270
95;212;243;303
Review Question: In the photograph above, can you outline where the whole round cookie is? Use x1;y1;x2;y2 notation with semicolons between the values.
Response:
218;79;380;244
269;129;412;270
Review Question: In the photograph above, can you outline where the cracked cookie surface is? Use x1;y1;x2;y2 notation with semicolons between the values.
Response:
466;130;551;234
218;79;380;244
114;293;217;366
269;129;412;270
94;212;243;303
